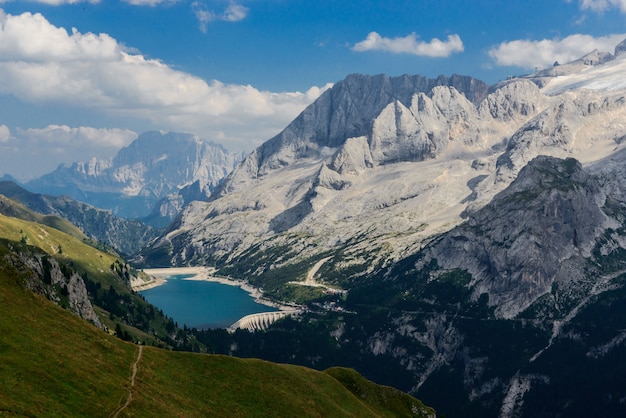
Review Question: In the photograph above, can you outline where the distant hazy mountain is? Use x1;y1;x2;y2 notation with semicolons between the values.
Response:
0;173;21;184
26;131;243;224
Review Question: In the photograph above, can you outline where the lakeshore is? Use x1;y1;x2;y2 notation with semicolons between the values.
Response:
134;267;296;312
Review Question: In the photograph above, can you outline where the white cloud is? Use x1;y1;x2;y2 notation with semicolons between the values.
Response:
15;125;137;148
0;11;120;62
192;2;216;33
579;0;626;12
192;2;248;32
352;32;464;57
0;125;138;179
223;3;248;22
0;10;328;155
0;124;10;142
488;33;626;69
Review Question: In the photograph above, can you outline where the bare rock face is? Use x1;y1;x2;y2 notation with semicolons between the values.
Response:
328;136;374;175
214;74;488;192
66;271;102;328
427;156;613;318
13;251;103;329
467;89;626;212
368;86;481;164
478;79;544;122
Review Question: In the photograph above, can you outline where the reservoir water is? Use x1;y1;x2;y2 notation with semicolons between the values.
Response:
139;274;277;329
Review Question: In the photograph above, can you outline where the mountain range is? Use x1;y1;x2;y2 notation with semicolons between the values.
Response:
131;40;626;416
0;181;159;256
25;131;243;226
144;41;626;277
3;39;626;417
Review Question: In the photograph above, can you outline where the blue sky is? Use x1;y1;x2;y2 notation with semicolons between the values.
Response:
0;0;625;179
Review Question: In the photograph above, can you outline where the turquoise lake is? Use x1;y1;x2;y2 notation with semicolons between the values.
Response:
139;274;277;329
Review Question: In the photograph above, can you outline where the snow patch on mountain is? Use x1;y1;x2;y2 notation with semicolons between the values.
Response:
542;53;626;95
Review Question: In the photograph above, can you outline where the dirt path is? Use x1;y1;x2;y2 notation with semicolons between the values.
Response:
110;345;143;418
304;257;332;286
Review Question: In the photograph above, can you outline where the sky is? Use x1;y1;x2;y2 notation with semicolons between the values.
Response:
0;0;625;180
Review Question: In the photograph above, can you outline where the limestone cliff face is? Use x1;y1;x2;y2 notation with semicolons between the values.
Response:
467;87;626;212
615;38;626;56
478;79;544;122
214;74;488;194
426;156;615;318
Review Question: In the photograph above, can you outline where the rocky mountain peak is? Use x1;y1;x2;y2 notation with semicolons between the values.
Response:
214;73;488;192
579;49;614;66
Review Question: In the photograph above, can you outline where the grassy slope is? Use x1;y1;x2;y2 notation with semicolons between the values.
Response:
0;254;433;417
0;212;120;288
0;208;180;347
0;259;135;416
0;194;90;242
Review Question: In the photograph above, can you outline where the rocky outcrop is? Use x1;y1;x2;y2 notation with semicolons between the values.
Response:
9;250;103;329
467;88;626;212
366;86;480;165
478;79;544;122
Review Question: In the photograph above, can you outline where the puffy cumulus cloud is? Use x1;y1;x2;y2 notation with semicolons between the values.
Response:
0;125;138;179
0;10;328;152
579;0;626;12
0;11;120;62
352;32;464;57
488;33;626;69
15;125;137;148
192;2;248;32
